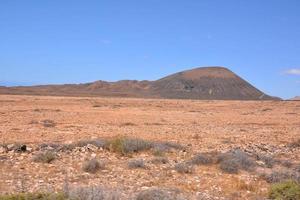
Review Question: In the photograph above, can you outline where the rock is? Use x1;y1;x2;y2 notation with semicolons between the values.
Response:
0;155;7;160
0;146;7;153
86;144;98;152
7;144;15;151
26;147;33;152
14;144;27;152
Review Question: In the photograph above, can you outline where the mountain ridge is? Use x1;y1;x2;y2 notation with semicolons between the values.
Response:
0;66;279;100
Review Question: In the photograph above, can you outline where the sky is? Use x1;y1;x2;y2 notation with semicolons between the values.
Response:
0;1;300;99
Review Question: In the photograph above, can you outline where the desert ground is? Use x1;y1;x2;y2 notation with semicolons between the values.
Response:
0;95;299;199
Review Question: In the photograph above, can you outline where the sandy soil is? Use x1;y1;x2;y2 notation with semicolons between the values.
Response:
0;95;299;199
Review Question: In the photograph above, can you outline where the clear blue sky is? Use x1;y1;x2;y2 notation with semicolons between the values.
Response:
1;1;300;99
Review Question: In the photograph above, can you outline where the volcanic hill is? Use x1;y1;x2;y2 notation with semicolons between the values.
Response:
0;66;278;100
289;96;300;101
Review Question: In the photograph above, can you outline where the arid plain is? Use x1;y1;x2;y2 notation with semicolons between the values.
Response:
0;95;299;199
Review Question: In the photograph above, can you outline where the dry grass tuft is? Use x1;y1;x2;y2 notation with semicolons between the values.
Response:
108;137;152;155
151;157;169;164
128;159;146;169
136;188;172;200
191;153;214;165
32;151;56;163
82;158;105;173
41;119;56;128
174;162;194;174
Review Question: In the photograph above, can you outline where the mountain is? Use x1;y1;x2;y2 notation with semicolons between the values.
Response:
289;96;300;101
0;66;279;100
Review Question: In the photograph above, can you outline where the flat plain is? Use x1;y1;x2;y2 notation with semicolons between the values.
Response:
0;95;299;199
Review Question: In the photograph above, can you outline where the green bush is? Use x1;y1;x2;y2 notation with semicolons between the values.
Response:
269;180;300;200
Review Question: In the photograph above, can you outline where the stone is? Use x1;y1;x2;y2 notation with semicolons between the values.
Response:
26;147;33;152
86;144;98;152
7;144;15;151
0;146;7;153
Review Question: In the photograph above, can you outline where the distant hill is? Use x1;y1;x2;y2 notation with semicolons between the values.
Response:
0;66;279;100
289;96;300;101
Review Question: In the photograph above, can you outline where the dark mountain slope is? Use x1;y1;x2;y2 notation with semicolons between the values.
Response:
151;67;275;100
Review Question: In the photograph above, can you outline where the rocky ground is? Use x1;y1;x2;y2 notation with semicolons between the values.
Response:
0;95;299;199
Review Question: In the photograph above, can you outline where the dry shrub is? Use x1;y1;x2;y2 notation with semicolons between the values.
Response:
174;162;194;174
256;154;276;168
289;139;300;148
234;179;258;192
41;119;56;128
82;158;105;173
191;153;213;165
136;188;172;200
67;186;120;200
128;159;146;169
0;192;65;200
108;137;152;155
151;157;169;164
75;139;107;149
261;170;300;183
120;122;137;127
218;149;256;173
219;159;239;174
153;141;184;151
33;151;56;163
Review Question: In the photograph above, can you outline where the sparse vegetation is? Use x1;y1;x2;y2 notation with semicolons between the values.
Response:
154;141;184;151
75;139;108;149
39;143;62;151
256;154;276;168
41;119;56;128
82;158;105;173
0;192;66;200
261;108;272;112
174;162;194;174
66;186;120;200
217;149;256;173
136;188;172;200
219;158;239;174
152;148;165;157
261;170;300;183
269;180;300;200
36;138;184;157
289;139;300;148
108;137;152;155
234;179;257;192
120;122;137;126
128;159;146;169
151;157;169;164
191;153;213;165
32;151;56;163
280;160;293;168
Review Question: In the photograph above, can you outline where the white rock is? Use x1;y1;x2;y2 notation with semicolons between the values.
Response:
26;147;33;152
7;144;14;150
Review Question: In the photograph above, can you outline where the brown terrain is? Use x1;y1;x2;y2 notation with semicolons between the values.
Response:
0;95;299;199
0;67;278;100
